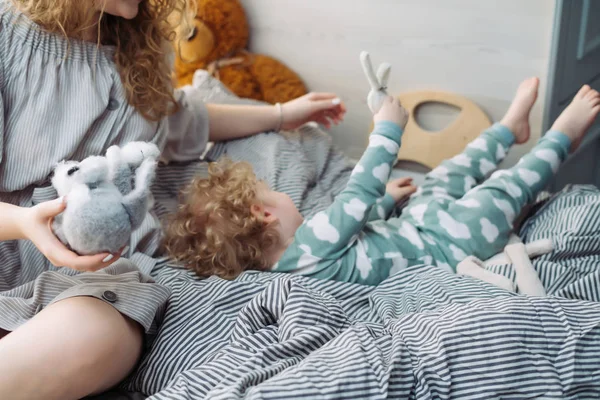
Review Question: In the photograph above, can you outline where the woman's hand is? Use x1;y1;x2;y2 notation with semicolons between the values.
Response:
386;177;417;203
281;92;347;130
17;198;122;272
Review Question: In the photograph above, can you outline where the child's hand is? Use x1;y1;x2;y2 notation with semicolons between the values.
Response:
374;96;409;130
281;92;347;130
386;177;417;203
18;198;122;272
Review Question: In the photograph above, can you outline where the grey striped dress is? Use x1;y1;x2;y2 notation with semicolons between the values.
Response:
0;1;210;333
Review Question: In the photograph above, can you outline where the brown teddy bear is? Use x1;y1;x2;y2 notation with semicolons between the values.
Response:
174;0;308;104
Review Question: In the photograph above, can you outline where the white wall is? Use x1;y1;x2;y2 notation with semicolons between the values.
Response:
241;0;556;167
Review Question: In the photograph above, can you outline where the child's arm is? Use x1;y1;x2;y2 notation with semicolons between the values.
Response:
277;97;407;265
366;177;416;221
366;193;397;221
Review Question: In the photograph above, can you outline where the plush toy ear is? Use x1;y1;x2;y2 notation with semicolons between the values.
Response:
360;51;380;91
121;142;160;167
78;156;109;187
376;63;391;90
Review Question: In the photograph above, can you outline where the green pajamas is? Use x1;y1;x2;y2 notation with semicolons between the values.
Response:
273;122;571;285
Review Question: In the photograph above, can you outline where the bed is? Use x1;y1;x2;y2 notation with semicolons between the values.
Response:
97;73;600;399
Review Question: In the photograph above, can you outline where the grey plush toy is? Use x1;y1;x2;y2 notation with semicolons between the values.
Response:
51;142;159;256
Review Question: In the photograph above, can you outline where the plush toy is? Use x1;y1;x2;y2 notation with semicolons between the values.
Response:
361;51;391;114
173;0;308;104
51;142;159;255
457;234;551;295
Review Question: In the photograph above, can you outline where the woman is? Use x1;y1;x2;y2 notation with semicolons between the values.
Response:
0;0;345;398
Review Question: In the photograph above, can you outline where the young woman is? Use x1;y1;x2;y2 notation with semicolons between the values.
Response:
0;0;345;398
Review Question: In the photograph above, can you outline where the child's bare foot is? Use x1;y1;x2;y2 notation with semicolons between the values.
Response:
550;85;600;152
500;77;539;144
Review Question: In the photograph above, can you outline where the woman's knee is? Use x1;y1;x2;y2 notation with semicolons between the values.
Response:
0;296;143;400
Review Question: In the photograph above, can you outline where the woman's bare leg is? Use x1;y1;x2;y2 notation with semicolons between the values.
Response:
0;296;142;400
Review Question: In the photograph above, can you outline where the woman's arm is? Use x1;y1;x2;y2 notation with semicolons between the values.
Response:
207;92;346;142
0;202;27;241
206;103;280;142
165;90;345;161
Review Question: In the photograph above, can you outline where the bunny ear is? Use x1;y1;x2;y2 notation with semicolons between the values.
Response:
377;63;391;90
360;51;380;91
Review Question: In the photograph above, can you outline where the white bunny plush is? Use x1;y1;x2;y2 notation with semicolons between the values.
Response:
457;234;551;295
51;142;159;256
360;51;392;114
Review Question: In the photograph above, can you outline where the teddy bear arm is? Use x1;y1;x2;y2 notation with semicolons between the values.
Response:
250;55;307;104
218;66;263;101
121;159;157;230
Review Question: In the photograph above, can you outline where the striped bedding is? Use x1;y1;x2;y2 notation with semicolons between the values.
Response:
135;175;600;398
124;185;600;399
116;74;600;399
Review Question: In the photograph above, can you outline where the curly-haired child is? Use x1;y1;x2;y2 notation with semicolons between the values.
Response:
166;79;600;285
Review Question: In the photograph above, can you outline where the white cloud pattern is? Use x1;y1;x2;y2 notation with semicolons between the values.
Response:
449;244;468;262
456;198;481;208
479;158;496;176
296;244;321;274
438;210;472;239
496;143;506;162
398;221;425;250
344;198;367;221
430;166;450;183
307;212;340;243
352;164;365;176
468;138;488;151
518;168;541;186
480;218;499;243
385;252;409;276
355;240;372;279
409;203;427;226
452;154;472;167
534;149;560;173
369;135;400;154
371;222;391;239
372;163;390;184
492;198;516;226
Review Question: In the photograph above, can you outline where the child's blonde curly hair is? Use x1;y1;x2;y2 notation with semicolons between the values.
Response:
164;159;280;279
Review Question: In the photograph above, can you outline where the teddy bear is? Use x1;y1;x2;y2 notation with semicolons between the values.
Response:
51;142;159;256
173;0;308;104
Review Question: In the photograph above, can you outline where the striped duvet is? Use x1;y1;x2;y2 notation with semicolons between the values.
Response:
118;74;600;399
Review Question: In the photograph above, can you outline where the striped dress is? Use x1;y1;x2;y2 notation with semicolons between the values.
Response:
0;1;210;333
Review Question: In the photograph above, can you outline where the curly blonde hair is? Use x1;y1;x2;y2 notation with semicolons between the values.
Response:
14;0;194;121
164;159;280;279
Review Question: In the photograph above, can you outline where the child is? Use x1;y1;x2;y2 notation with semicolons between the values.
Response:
168;80;600;285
